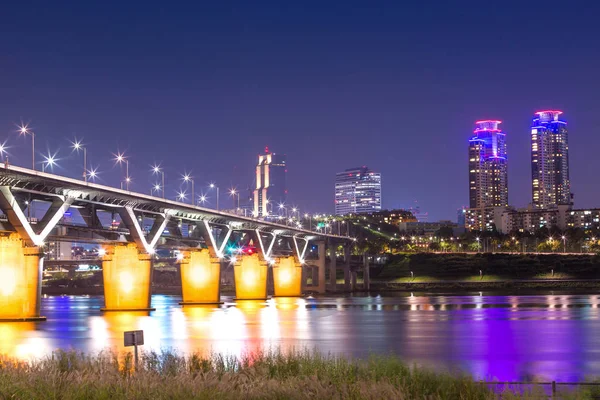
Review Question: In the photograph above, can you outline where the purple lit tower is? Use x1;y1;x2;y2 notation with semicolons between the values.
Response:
468;120;508;208
531;110;571;208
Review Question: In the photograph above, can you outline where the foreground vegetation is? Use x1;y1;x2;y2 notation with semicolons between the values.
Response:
0;349;597;399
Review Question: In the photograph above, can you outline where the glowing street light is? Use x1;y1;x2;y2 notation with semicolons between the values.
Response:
183;173;195;205
561;235;567;253
88;167;98;182
113;151;130;190
0;141;7;162
17;122;35;170
42;152;57;172
70;139;88;182
229;188;240;210
198;194;207;205
151;164;165;198
177;190;187;202
209;183;220;211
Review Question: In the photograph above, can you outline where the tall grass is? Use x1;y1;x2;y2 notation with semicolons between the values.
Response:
0;349;595;399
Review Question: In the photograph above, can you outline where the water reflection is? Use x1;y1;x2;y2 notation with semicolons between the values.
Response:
0;293;599;382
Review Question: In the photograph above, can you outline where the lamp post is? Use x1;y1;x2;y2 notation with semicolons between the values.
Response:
18;123;35;170
71;139;87;182
183;173;195;205
152;164;165;198
209;183;220;211
229;188;240;210
278;203;287;218
476;237;481;253
114;152;130;190
561;235;566;253
0;142;7;162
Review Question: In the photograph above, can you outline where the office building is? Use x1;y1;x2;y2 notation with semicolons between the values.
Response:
253;147;287;217
531;110;571;208
468;120;508;209
335;166;381;215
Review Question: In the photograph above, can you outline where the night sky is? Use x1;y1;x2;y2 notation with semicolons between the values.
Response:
2;1;599;220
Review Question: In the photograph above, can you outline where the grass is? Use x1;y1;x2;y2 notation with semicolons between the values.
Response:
0;349;598;399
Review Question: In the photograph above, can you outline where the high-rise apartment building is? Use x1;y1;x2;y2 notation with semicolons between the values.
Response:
468;120;508;208
531;110;571;208
253;147;287;217
335;166;381;215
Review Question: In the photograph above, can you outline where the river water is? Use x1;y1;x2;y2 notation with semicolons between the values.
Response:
2;292;599;382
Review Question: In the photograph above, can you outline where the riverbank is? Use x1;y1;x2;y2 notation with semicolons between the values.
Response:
0;349;587;399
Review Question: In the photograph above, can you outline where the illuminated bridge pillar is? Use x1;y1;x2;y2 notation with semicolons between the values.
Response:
101;244;154;311
0;234;45;321
234;253;268;300
179;248;222;305
272;256;303;297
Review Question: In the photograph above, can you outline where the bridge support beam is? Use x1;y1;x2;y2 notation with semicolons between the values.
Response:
0;234;45;321
179;248;221;305
344;245;352;291
328;243;337;291
272;256;302;297
363;254;370;291
233;254;268;300
315;241;326;294
101;244;154;311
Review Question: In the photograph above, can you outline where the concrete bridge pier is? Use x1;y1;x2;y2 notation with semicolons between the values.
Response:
363;254;370;291
328;243;337;291
0;235;45;321
101;244;155;311
179;248;222;304
344;245;352;291
233;254;268;300
272;256;303;297
315;240;326;294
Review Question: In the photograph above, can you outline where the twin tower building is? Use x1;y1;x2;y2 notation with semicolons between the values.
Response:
467;111;571;230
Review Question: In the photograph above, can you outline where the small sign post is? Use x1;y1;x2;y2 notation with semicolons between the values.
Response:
124;330;144;370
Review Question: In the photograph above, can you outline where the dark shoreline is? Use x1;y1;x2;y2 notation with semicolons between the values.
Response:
42;279;600;296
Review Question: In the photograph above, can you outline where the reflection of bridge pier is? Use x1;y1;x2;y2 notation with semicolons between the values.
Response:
0;165;354;319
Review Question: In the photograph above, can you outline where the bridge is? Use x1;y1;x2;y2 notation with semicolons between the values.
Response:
0;164;363;321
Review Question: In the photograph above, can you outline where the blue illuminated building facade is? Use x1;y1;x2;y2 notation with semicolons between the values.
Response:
468;120;508;209
531;110;571;209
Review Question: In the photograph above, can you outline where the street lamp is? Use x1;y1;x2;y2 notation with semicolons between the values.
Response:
177;190;187;202
198;194;207;205
88;167;98;182
18;122;35;170
561;235;566;253
0;141;7;162
183;173;195;205
209;183;220;211
71;139;87;182
151;164;165;198
475;237;481;253
42;153;56;172
113;151;130;190
229;188;240;210
278;203;287;217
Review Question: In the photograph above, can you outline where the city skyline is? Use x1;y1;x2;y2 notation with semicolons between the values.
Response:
2;1;599;220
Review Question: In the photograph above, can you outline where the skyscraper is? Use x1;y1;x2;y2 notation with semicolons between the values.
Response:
531;110;571;208
253;147;287;217
468;120;508;209
335;166;381;215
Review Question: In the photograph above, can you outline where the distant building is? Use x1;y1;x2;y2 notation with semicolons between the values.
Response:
253;147;287;217
398;220;461;236
457;207;467;227
335;166;381;215
468;120;508;209
371;209;417;226
531;110;571;208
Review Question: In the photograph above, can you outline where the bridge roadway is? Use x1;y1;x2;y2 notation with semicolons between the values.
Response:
0;164;365;321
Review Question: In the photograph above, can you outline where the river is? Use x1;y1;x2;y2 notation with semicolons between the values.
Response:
2;291;599;382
